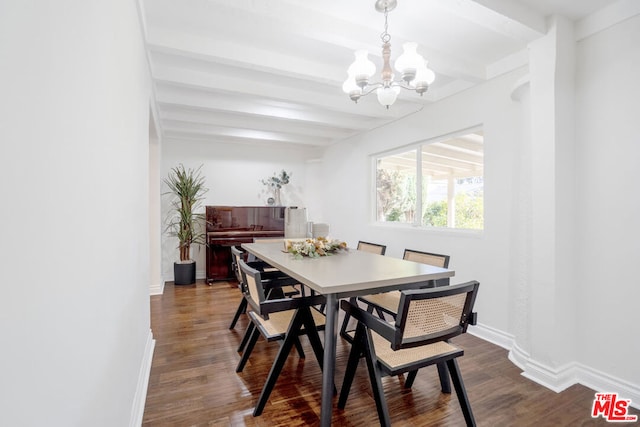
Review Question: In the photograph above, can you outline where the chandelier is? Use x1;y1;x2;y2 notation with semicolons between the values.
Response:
342;0;435;108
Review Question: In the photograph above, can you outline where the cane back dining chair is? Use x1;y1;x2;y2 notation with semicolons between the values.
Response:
229;246;249;330
338;281;480;427
230;246;304;358
228;245;299;331
235;258;328;417
354;249;453;393
338;241;387;341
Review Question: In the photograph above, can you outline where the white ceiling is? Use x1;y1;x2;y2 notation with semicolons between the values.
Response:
140;0;618;150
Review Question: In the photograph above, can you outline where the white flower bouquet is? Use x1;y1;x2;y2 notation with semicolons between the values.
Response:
286;237;347;259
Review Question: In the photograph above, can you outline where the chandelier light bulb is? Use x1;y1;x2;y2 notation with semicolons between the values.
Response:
347;50;376;88
394;42;424;82
342;77;362;102
412;61;436;94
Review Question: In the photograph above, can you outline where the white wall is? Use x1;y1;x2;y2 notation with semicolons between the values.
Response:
160;139;322;280
575;13;640;395
0;1;153;425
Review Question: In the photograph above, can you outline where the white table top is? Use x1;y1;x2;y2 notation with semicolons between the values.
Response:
241;242;455;297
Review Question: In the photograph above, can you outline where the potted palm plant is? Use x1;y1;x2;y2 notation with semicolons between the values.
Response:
164;164;208;285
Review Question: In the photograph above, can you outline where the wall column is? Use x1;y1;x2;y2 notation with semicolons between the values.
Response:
510;16;578;390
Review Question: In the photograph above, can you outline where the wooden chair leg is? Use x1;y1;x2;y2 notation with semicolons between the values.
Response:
302;308;324;368
363;330;391;427
293;337;306;358
253;310;305;416
338;324;365;409
237;322;255;353
229;297;247;329
339;297;357;342
405;370;418;389
446;358;476;427
236;325;260;372
403;364;449;391
437;362;451;393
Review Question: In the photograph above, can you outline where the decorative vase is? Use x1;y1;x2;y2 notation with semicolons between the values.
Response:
274;187;282;206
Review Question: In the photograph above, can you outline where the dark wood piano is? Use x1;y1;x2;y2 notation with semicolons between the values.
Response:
205;206;286;282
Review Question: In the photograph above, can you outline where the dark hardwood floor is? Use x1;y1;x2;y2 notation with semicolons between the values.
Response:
143;280;638;426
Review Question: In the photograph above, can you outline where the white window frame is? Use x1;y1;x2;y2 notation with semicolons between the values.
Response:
372;126;484;232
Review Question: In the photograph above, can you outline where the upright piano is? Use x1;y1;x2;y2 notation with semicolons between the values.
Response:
205;206;286;282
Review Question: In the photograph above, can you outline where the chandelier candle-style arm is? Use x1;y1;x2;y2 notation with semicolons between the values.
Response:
342;0;435;108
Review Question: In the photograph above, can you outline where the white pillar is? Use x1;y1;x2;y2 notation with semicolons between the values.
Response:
511;16;578;389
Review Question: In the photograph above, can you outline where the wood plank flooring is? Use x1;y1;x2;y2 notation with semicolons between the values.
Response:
143;280;639;426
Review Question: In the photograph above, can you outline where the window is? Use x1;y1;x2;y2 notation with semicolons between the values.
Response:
375;130;484;230
376;149;417;223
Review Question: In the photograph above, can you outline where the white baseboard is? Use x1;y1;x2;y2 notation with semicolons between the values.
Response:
577;363;640;410
468;322;514;350
469;323;640;410
516;357;640;410
519;358;578;393
149;280;164;295
130;330;155;427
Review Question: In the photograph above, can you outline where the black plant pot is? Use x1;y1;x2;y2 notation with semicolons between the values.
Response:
174;261;196;285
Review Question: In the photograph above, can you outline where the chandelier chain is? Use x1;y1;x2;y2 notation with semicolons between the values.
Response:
380;8;391;44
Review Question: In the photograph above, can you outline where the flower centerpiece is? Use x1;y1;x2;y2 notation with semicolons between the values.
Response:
286;237;348;259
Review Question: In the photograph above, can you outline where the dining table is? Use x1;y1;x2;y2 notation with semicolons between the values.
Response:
241;241;455;426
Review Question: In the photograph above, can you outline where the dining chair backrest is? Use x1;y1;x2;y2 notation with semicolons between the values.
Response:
230;246;245;283
403;249;450;287
238;258;268;315
393;281;479;350
357;241;387;255
403;249;450;268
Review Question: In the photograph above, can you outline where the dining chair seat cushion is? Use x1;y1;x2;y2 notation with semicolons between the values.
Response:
249;307;326;340
370;330;462;373
359;291;401;315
